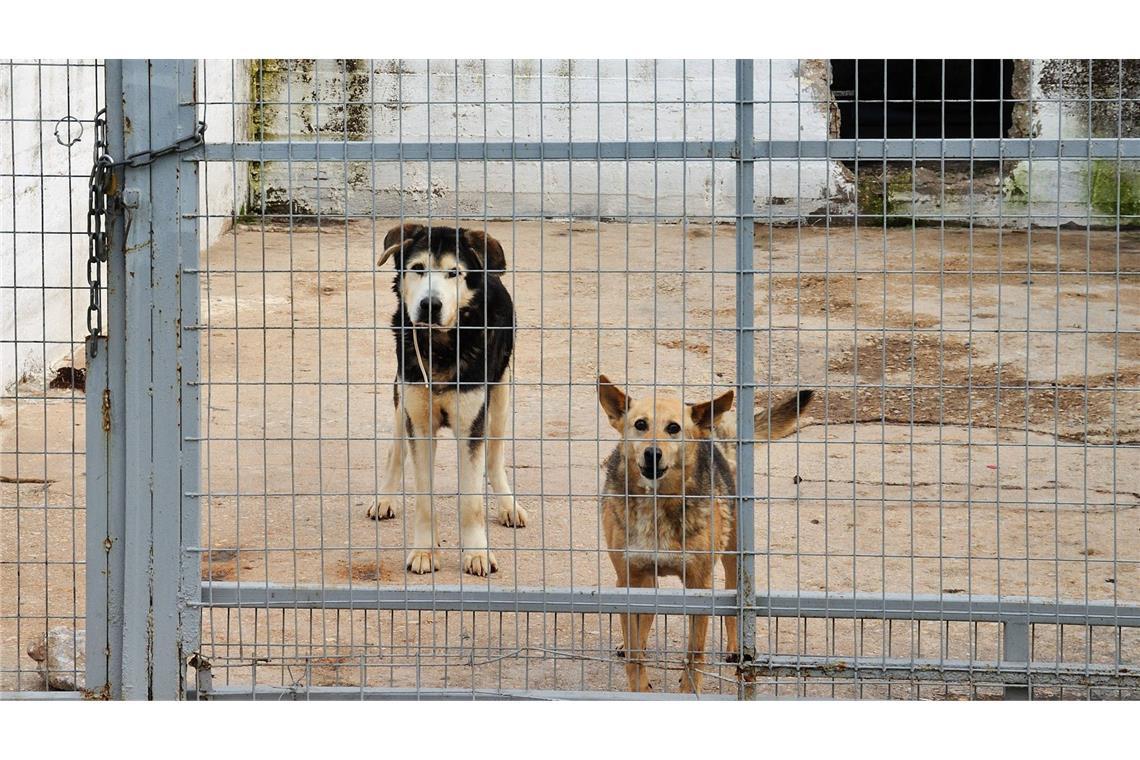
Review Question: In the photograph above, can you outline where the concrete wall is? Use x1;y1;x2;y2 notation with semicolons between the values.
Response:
0;60;249;393
199;59;253;238
252;59;1139;228
251;59;847;221
811;60;1139;226
1005;59;1140;225
892;59;1139;225
5;59;1133;392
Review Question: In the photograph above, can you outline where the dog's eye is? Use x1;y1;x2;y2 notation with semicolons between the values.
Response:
446;268;460;278
665;422;681;435
408;263;424;273
634;419;648;431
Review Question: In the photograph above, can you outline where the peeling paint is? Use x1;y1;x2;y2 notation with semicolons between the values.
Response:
1039;59;1140;139
1009;60;1037;139
799;59;841;139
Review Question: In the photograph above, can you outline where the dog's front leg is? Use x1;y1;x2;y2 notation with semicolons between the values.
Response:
458;403;496;577
720;550;739;663
368;381;406;520
487;380;527;528
404;394;440;574
680;566;713;694
621;566;655;693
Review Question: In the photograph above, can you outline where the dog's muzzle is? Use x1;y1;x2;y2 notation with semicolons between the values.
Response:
416;295;445;325
639;447;667;480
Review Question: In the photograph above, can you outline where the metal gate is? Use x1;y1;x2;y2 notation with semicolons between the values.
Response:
50;58;1140;699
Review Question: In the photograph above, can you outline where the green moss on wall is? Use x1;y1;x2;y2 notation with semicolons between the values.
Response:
1004;163;1030;204
1089;160;1140;221
248;59;288;143
246;59;284;214
856;169;914;227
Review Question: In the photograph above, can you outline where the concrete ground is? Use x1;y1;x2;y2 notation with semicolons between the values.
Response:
2;220;1138;696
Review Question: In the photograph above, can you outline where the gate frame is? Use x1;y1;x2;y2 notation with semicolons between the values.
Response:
85;59;200;699
82;58;1140;700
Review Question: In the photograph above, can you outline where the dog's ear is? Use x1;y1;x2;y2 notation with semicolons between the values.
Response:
383;222;425;251
598;374;630;429
378;223;424;267
690;388;735;430
462;228;507;273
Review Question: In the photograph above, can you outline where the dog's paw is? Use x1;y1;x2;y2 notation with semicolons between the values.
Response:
497;503;528;528
462;550;498;577
367;497;397;520
406;549;439;574
724;651;740;664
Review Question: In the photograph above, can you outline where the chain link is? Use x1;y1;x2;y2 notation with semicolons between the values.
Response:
119;119;206;169
86;109;112;355
85;111;206;355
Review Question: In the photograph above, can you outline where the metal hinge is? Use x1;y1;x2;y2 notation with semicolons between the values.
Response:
187;653;213;699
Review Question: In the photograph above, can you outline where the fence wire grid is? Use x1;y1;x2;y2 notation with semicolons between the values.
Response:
1;60;102;693
1;58;1139;700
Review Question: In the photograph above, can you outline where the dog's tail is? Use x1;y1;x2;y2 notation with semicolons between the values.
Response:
712;389;814;444
753;389;814;441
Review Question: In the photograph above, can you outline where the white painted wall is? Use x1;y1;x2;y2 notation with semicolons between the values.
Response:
255;59;847;221
199;59;252;238
5;59;1129;393
1005;59;1140;225
0;61;95;394
0;60;249;393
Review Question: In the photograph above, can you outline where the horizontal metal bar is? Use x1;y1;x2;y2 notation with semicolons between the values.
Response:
760;591;1140;627
186;548;1139;561
200;141;734;162
181;266;1140;278
196;138;1140;164
199;583;740;616
188;662;1140;699
757;138;1140;160
750;656;1140;687
199;583;1140;627
189;686;730;701
0;690;86;700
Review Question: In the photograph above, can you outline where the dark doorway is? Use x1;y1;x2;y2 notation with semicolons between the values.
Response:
830;60;1015;139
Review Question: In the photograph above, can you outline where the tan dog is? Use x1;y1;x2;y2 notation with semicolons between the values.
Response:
598;375;812;693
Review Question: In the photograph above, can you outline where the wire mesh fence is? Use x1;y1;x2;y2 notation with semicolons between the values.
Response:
1;59;102;692
2;59;1138;700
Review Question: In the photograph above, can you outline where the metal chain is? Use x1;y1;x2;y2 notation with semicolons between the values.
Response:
86;109;113;355
119;119;206;169
85;111;206;355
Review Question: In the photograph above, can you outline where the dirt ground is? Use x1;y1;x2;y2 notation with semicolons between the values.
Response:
2;220;1138;697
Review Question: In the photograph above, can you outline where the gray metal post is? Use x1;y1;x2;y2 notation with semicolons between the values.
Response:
734;59;758;697
83;335;111;696
104;59;200;699
1003;620;1030;700
85;61;127;698
176;62;203;694
148;58;200;699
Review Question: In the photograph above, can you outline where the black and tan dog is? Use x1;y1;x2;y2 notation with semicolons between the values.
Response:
368;223;527;576
598;375;812;693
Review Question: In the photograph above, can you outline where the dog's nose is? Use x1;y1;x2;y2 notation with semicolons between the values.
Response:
642;447;664;474
419;296;444;324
